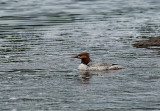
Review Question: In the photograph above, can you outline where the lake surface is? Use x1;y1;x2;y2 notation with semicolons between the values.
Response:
0;0;160;111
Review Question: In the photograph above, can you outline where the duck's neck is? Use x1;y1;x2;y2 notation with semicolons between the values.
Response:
81;58;91;65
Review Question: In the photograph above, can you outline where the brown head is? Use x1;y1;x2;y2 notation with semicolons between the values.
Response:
71;52;91;65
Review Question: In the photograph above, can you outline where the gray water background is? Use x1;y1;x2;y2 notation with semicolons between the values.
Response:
0;0;160;110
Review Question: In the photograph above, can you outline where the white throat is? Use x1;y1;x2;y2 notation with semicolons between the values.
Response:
78;63;88;70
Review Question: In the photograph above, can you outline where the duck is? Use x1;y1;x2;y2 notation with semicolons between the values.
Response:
71;52;125;71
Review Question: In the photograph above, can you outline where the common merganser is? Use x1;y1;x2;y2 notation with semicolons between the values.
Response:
71;52;125;71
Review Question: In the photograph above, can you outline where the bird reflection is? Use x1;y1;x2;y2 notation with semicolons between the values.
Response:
79;71;91;84
78;70;106;84
78;70;120;84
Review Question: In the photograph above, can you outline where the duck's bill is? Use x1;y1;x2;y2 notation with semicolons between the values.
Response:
71;55;78;58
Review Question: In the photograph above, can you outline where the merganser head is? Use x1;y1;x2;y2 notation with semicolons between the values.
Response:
71;52;91;65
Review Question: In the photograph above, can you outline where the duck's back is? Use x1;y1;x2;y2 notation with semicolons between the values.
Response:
88;63;124;70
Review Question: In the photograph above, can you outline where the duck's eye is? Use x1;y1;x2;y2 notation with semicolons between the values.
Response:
78;55;81;58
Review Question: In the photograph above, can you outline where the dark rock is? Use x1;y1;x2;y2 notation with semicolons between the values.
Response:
133;36;160;48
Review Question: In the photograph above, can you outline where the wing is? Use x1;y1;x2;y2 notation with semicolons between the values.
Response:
88;63;124;70
89;63;114;67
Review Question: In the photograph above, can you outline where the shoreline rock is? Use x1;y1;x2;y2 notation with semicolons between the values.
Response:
133;36;160;48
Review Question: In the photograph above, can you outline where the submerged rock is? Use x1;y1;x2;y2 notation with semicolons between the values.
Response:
133;36;160;48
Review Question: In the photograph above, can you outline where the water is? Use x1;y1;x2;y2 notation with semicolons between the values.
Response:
0;0;160;110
